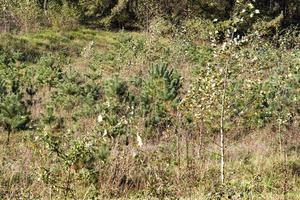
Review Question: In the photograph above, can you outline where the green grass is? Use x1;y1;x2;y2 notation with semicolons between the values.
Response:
0;27;299;199
0;27;142;63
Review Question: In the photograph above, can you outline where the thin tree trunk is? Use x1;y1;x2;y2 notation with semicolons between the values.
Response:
185;126;192;199
6;129;11;145
43;0;48;15
220;64;228;185
3;9;7;32
186;128;189;170
220;95;225;184
198;120;204;159
279;120;289;200
176;126;181;171
283;148;288;200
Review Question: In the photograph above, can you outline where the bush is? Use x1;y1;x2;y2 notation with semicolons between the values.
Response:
141;64;181;135
47;2;80;31
0;54;31;144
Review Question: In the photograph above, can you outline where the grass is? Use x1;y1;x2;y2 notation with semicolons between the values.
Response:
1;127;299;199
0;27;142;63
0;26;299;199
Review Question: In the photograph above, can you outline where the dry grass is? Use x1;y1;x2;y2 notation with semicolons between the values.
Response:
1;126;299;199
0;27;299;199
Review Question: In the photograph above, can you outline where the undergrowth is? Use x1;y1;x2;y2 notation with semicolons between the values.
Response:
0;25;299;199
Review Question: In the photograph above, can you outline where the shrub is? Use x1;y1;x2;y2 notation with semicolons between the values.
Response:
0;93;30;144
47;2;80;31
0;54;30;144
141;64;181;135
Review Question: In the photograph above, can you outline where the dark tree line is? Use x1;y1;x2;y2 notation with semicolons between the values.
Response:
25;0;300;21
1;0;299;30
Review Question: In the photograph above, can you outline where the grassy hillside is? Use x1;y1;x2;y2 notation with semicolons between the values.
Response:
0;27;299;199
